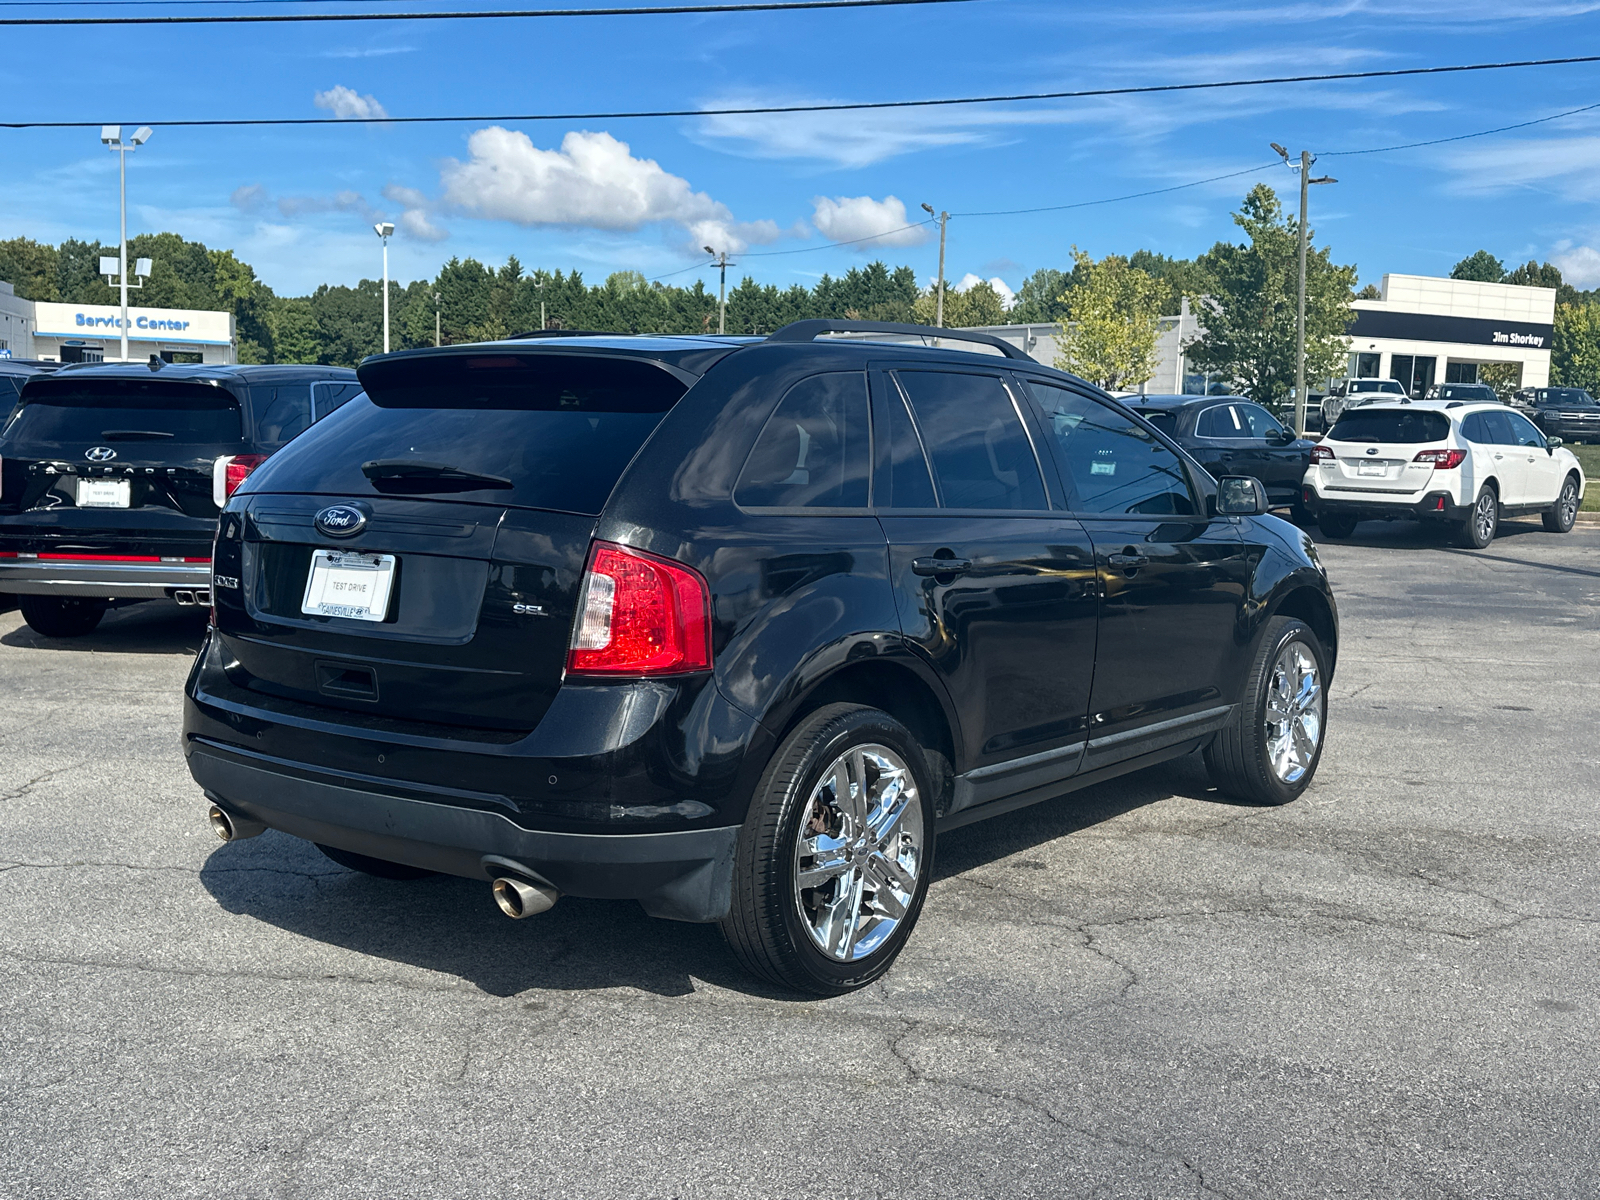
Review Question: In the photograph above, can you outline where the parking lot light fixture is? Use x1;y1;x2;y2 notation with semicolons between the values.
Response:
103;125;153;362
921;202;949;328
374;222;394;353
704;246;732;335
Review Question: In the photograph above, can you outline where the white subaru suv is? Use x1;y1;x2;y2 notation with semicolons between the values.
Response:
1301;400;1585;547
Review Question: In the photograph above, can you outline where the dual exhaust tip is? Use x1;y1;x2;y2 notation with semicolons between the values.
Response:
205;802;559;917
172;588;213;607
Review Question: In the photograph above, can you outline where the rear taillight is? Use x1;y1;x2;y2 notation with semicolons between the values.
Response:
1310;445;1334;463
212;454;269;508
1414;448;1467;469
566;541;712;677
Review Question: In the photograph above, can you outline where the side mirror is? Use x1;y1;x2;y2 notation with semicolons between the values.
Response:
1216;475;1270;516
1547;436;1563;452
1266;427;1292;444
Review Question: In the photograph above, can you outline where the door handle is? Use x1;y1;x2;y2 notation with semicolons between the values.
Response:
912;556;972;577
1108;552;1149;570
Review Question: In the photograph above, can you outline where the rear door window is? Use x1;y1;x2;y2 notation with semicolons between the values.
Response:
894;370;1048;511
2;378;244;446
311;381;364;422
735;372;870;509
1328;409;1449;444
253;353;688;516
251;384;313;445
872;376;938;509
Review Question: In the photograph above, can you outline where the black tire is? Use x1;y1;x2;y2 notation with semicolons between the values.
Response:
1317;512;1359;540
1543;475;1580;533
1289;501;1313;527
18;595;106;638
315;843;436;880
720;703;937;996
1459;484;1499;548
1204;616;1328;807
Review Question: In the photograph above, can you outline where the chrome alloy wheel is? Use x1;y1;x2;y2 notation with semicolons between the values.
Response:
792;743;925;962
1264;642;1323;784
1474;491;1497;543
1558;479;1579;526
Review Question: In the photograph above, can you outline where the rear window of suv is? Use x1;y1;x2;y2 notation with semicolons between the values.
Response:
2;378;244;445
252;353;688;515
1329;409;1449;444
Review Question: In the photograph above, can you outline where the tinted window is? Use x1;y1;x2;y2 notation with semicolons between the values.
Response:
1328;409;1449;444
1196;402;1284;439
312;381;364;420
1025;382;1197;516
1;378;244;445
876;379;937;509
1460;412;1492;444
1438;384;1495;402
895;371;1047;510
1350;381;1405;394
1538;388;1596;408
252;384;312;444
251;353;687;516
1505;411;1547;447
735;372;870;509
1134;409;1176;435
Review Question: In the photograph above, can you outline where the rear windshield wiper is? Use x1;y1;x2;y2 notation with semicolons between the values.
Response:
101;429;176;440
361;459;513;493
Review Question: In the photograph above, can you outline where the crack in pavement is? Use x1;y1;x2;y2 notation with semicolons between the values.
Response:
0;860;342;880
0;764;82;805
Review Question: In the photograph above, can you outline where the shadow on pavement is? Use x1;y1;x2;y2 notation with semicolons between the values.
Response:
197;751;1246;1001
1314;515;1574;552
0;600;207;655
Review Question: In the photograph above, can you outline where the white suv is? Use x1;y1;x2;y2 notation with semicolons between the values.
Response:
1301;400;1585;547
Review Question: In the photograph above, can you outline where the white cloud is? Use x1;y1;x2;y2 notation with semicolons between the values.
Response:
810;195;929;250
277;189;380;220
953;273;1017;309
230;183;267;212
383;183;448;242
1552;242;1600;289
320;46;416;59
439;127;777;253
313;85;389;121
1446;134;1600;200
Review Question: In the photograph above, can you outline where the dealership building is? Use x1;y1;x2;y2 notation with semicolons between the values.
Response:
972;273;1555;395
0;284;236;365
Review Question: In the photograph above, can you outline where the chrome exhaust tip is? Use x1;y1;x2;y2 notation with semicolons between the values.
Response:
174;590;195;606
492;875;559;918
208;802;265;842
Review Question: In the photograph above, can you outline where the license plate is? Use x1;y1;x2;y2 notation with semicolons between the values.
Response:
301;550;396;621
1356;462;1388;477
77;478;131;508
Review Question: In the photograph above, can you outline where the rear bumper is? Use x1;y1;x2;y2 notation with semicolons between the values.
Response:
0;558;211;598
190;742;737;922
1300;484;1470;522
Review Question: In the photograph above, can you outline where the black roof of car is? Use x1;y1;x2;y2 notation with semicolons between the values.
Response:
49;361;356;384
1127;394;1248;410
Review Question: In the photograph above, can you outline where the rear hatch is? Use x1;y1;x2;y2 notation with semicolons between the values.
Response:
214;350;691;731
1318;407;1451;495
0;375;244;555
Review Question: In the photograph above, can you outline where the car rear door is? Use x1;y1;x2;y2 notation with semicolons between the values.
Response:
1503;409;1564;505
1019;379;1249;768
873;366;1098;813
1478;410;1531;505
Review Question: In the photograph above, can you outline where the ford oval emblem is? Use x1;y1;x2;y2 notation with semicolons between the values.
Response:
1365;447;1378;455
85;446;117;462
314;504;368;538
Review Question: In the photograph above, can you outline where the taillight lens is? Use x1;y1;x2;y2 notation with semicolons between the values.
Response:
566;541;712;676
212;453;269;508
1414;448;1468;469
1310;445;1334;463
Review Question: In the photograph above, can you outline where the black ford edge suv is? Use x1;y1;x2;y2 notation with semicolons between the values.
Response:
184;322;1338;994
0;361;360;636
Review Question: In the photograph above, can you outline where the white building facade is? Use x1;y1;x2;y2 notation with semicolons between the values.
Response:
0;281;32;359
0;283;236;365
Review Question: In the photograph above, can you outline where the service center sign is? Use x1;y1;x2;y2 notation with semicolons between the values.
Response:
33;301;233;346
1347;308;1554;350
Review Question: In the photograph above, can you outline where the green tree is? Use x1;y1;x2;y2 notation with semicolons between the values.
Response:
1504;260;1563;290
1478;362;1523;400
1451;250;1505;283
914;279;1007;328
1553;301;1600;392
264;297;322;364
1049;249;1164;391
1185;184;1356;409
0;237;61;301
1009;268;1071;324
1127;250;1213;316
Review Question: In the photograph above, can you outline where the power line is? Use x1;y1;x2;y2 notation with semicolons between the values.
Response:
6;54;1600;126
0;0;981;24
1319;98;1600;156
953;163;1276;217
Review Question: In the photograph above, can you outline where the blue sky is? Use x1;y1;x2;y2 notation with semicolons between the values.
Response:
3;0;1600;303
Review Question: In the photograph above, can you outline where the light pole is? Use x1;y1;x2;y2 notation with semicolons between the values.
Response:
920;202;949;327
703;246;733;335
100;125;153;362
433;291;441;347
374;221;394;353
1270;143;1337;436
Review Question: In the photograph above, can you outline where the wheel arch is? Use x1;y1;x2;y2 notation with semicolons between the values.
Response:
1269;584;1338;679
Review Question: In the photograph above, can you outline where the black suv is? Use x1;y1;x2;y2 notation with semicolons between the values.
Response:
0;361;360;636
1124;394;1315;519
184;323;1338;994
1522;387;1600;444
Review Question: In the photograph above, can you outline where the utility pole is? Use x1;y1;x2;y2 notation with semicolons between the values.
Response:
433;291;441;347
100;126;153;362
1271;143;1337;436
703;246;733;334
374;222;394;353
921;203;949;327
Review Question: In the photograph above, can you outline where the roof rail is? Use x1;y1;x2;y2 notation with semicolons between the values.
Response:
506;328;625;340
764;319;1034;361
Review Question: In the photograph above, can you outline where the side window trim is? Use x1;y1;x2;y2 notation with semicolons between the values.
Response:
731;369;875;515
886;371;941;507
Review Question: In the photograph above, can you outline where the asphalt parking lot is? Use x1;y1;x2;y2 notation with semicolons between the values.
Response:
2;516;1597;1200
